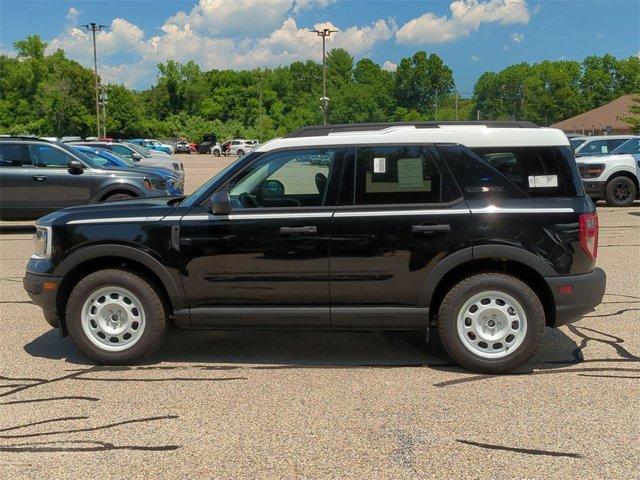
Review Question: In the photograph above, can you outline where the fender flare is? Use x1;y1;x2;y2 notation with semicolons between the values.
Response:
95;184;143;202
54;244;184;312
418;245;556;307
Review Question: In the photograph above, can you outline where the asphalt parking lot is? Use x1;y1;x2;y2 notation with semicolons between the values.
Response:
1;153;639;479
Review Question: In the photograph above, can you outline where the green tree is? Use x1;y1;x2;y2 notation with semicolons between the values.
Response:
13;35;47;59
326;48;353;87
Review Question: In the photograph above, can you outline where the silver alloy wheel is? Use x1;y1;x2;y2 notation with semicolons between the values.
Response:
456;290;527;359
81;286;146;352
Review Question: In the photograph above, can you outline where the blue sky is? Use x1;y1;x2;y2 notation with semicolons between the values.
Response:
1;0;638;93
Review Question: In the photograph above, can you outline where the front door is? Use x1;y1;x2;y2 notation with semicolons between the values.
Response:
179;147;343;327
330;144;470;328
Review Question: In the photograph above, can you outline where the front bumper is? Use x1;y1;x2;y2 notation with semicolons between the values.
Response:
23;271;62;329
582;180;605;200
545;268;606;327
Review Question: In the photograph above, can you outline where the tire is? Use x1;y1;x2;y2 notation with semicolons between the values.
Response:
237;149;245;157
65;269;167;364
437;273;545;374
103;192;135;202
604;176;636;207
212;149;220;157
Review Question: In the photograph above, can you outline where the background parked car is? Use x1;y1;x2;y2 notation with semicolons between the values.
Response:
212;139;256;156
71;145;184;195
129;138;173;155
174;140;191;154
572;135;635;157
68;141;184;183
0;137;171;220
197;133;218;154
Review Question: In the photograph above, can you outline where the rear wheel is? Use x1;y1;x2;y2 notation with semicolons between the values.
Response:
605;176;636;207
66;269;167;364
237;149;245;157
437;273;545;373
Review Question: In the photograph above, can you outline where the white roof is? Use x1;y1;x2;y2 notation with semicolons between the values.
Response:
255;125;570;153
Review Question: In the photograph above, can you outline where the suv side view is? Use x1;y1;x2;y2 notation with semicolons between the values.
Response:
0;138;172;220
23;122;606;373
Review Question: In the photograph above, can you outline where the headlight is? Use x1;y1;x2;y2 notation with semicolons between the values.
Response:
578;164;604;179
32;226;52;259
143;177;166;190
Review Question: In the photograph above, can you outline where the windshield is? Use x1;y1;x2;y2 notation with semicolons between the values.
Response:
611;137;640;155
181;152;258;207
124;142;151;157
570;138;586;151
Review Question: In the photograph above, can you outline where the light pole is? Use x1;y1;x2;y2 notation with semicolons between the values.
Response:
311;28;338;125
83;22;106;137
100;87;108;138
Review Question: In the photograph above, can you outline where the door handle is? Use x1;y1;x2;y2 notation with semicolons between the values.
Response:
412;224;450;235
32;175;47;182
279;226;317;235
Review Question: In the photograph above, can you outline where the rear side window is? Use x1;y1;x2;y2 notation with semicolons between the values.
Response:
352;145;460;205
472;146;577;197
0;143;31;167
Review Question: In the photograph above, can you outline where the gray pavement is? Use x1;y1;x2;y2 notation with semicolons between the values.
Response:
0;154;638;479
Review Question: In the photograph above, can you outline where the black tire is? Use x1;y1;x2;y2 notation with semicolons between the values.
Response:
604;176;636;207
437;273;545;374
103;192;135;202
213;150;220;157
237;149;245;156
65;269;167;364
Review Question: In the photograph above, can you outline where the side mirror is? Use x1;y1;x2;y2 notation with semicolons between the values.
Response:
68;159;84;174
208;191;232;215
132;153;142;161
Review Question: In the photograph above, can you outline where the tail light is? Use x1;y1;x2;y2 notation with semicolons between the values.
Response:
579;212;599;260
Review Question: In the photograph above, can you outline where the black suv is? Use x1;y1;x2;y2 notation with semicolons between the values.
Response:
23;122;606;373
0;137;171;220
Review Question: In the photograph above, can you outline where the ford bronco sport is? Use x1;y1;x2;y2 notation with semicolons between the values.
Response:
24;122;606;373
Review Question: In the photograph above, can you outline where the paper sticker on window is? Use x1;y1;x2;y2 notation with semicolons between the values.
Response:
528;175;558;188
601;146;608;154
397;157;425;189
373;157;386;173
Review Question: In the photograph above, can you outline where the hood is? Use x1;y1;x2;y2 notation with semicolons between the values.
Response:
36;196;183;227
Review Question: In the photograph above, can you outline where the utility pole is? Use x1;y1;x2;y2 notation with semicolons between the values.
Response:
455;91;459;121
100;88;108;138
83;22;107;137
434;91;438;121
311;28;338;125
258;69;263;143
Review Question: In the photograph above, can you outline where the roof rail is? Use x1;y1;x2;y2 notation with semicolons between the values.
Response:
0;135;50;142
285;121;540;138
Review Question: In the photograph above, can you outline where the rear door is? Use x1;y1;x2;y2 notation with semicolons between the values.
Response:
0;142;35;219
329;144;470;328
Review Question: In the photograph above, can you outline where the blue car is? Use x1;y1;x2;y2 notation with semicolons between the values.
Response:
71;146;184;195
128;138;173;155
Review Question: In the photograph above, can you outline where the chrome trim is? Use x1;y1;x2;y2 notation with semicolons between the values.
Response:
31;225;52;260
66;216;164;225
180;212;334;221
471;206;574;214
334;209;470;218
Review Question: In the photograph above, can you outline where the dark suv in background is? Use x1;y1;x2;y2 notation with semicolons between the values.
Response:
0;137;172;220
23;122;605;373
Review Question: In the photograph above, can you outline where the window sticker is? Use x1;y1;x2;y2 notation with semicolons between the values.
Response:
397;157;425;189
373;157;386;173
600;145;608;154
528;175;558;188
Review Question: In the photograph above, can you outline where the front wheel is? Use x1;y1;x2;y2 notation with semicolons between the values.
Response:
211;149;220;156
605;176;636;207
237;149;245;157
65;269;167;364
437;273;545;374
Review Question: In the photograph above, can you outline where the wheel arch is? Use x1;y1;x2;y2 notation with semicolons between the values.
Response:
97;185;142;202
54;245;185;334
420;246;556;327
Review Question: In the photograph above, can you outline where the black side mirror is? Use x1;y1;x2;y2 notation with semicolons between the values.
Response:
132;153;142;161
68;160;84;174
208;191;232;215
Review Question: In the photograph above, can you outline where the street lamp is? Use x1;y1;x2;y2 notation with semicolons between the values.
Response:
311;28;338;125
83;22;107;137
99;88;108;138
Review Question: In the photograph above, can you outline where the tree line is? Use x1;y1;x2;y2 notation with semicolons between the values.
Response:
1;34;639;142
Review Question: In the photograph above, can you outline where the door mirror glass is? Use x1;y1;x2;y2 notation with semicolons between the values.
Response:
131;153;142;161
68;159;84;174
208;191;232;215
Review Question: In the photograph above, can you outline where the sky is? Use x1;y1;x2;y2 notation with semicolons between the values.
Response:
1;0;638;94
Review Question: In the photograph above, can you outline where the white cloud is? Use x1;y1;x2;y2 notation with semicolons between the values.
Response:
66;6;81;23
396;0;531;45
503;44;509;51
470;54;479;61
511;32;524;43
382;60;397;71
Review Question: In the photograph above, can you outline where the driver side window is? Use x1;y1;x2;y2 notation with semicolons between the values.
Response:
228;149;337;209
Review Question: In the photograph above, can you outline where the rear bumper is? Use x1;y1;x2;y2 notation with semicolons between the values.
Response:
582;180;605;200
545;268;606;327
23;271;62;329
